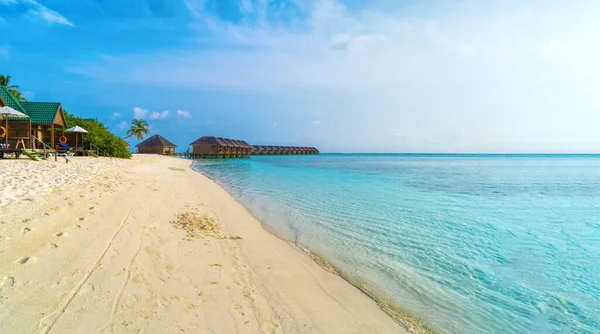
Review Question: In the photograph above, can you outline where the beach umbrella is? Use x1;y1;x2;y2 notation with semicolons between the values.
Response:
0;106;29;148
65;125;89;147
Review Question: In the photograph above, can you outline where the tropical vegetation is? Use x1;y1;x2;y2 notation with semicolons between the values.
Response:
2;74;134;158
124;119;149;140
64;111;132;159
0;75;27;102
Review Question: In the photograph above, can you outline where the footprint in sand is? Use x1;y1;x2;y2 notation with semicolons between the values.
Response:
54;232;63;237
15;256;30;264
0;276;15;292
48;243;58;249
21;227;31;234
73;224;81;229
234;304;246;317
79;217;86;221
0;236;10;241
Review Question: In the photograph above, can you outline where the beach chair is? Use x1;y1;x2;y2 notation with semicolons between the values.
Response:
55;142;80;156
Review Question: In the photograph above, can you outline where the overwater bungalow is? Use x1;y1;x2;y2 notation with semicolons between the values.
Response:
232;140;252;157
230;139;244;157
136;134;177;154
190;136;251;158
188;135;319;158
251;145;264;155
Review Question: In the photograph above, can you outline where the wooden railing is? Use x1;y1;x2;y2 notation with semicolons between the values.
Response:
89;143;109;157
32;135;69;163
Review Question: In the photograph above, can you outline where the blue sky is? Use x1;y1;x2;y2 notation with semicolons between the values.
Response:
1;0;599;153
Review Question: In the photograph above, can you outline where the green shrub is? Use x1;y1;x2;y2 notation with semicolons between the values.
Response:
64;111;131;159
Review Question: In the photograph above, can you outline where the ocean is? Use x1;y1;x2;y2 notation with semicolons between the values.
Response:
191;154;600;333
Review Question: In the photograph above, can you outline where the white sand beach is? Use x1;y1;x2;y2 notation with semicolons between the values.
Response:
0;155;406;333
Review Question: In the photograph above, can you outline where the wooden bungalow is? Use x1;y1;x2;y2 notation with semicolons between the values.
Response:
188;135;319;158
0;86;31;150
235;140;252;157
239;141;252;156
225;138;240;157
233;140;244;157
190;136;253;158
136;134;177;154
252;145;268;155
191;136;226;158
248;145;320;156
220;138;235;157
0;86;69;151
22;102;68;150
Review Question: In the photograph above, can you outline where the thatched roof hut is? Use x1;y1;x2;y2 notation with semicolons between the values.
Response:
190;136;252;158
136;134;177;154
189;135;319;158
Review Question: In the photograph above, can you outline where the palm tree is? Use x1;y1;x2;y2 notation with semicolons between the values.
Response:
124;119;149;140
0;75;27;101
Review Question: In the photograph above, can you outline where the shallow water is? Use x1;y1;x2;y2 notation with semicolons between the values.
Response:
191;154;600;333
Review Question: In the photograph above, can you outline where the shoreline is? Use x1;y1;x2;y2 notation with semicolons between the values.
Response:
190;159;434;334
0;155;407;333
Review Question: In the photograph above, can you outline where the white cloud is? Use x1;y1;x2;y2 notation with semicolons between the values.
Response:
148;110;169;120
133;107;169;120
133;106;148;119
330;33;387;53
177;109;191;118
70;0;600;152
109;112;121;120
312;120;322;126
1;0;74;26
118;120;128;130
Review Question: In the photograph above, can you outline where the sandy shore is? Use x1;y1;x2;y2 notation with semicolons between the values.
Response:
0;155;406;333
0;157;131;207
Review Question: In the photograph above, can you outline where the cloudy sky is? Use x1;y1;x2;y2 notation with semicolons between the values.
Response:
1;0;599;153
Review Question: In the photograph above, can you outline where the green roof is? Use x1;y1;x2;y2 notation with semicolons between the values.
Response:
20;102;62;124
0;85;26;113
0;86;64;124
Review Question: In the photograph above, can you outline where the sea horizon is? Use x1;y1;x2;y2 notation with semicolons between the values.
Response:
191;154;600;333
316;153;600;156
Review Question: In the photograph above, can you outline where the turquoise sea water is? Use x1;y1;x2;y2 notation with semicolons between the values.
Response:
191;154;600;333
